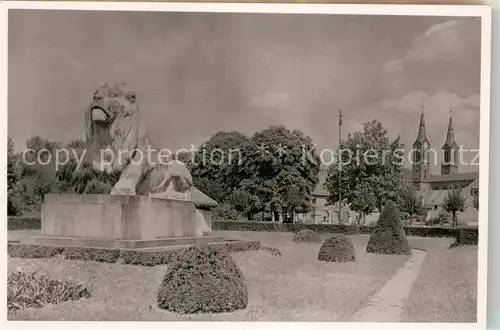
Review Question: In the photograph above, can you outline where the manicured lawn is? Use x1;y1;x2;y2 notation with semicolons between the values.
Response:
401;237;478;323
6;230;478;322
8;231;408;321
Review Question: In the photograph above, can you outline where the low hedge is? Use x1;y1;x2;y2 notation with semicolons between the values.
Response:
7;240;261;266
8;216;41;231
213;220;371;235
213;220;476;238
8;216;478;239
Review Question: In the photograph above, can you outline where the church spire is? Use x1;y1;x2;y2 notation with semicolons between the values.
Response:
441;106;459;175
414;97;430;146
412;97;431;187
443;107;455;147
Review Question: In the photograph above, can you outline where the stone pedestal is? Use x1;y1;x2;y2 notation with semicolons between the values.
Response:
30;194;223;250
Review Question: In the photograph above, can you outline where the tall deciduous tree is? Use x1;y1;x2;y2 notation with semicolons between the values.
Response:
188;130;251;203
241;125;321;221
397;183;425;226
7;137;20;193
349;184;377;225
443;187;468;229
325;120;405;213
7;137;23;215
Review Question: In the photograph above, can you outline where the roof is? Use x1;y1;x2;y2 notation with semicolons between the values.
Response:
413;112;431;147
312;167;330;197
422;172;478;183
420;190;450;206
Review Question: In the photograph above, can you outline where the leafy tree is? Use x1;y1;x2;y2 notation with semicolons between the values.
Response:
325;120;405;212
349;184;377;225
397;183;425;226
443;187;468;228
212;203;244;221
241;125;320;221
226;189;261;220
7;137;23;215
188;131;251;203
7;138;20;189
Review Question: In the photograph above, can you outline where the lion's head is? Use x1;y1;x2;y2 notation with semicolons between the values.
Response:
85;81;145;173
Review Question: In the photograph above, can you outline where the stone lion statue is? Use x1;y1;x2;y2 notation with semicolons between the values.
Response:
85;81;198;200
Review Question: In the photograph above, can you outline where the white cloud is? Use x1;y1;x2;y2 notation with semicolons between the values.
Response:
417;20;458;41
383;19;477;74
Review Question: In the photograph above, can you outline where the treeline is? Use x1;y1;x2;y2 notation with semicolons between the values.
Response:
7;125;321;220
7;136;119;216
8;121;468;225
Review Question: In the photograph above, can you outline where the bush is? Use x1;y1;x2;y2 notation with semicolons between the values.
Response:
317;234;356;262
7;215;477;239
8;270;90;312
157;245;248;314
8;240;261;266
293;229;322;243
212;203;243;221
8;216;41;230
450;228;479;248
366;200;412;255
61;248;120;263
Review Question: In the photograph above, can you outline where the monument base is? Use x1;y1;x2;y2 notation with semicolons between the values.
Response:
35;194;221;250
28;235;225;250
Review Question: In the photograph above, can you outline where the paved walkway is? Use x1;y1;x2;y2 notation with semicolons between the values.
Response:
349;249;427;322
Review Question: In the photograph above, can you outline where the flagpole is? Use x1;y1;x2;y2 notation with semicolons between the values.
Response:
338;110;342;225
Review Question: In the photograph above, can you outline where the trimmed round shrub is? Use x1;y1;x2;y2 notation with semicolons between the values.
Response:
157;244;248;314
293;229;322;243
317;234;356;262
366;200;412;255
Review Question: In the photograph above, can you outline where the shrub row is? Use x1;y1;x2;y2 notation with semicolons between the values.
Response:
8;240;262;266
7;216;478;242
8;216;41;231
212;220;477;240
450;228;479;248
213;220;373;234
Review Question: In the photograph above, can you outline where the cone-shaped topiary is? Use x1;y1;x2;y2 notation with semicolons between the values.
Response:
157;244;248;314
293;229;322;243
366;200;412;255
317;234;356;262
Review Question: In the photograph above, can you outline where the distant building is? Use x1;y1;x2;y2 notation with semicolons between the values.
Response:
296;168;357;225
299;108;478;226
409;108;479;225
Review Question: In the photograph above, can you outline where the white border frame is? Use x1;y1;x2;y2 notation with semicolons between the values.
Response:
0;2;492;330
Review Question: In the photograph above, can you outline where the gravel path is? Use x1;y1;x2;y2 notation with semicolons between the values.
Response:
349;249;427;322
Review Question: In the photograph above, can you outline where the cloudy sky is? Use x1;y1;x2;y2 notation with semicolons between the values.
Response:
8;10;481;173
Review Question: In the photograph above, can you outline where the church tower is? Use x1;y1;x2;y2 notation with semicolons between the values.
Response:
441;108;459;175
412;99;431;187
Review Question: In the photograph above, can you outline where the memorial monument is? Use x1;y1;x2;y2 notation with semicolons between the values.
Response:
31;81;223;250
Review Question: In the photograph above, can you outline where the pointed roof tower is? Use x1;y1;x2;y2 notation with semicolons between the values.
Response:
413;97;431;147
442;107;459;149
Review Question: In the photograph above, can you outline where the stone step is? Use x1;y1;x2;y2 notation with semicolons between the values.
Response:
28;235;225;249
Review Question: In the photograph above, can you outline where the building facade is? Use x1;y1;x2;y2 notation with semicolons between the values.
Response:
411;109;479;225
